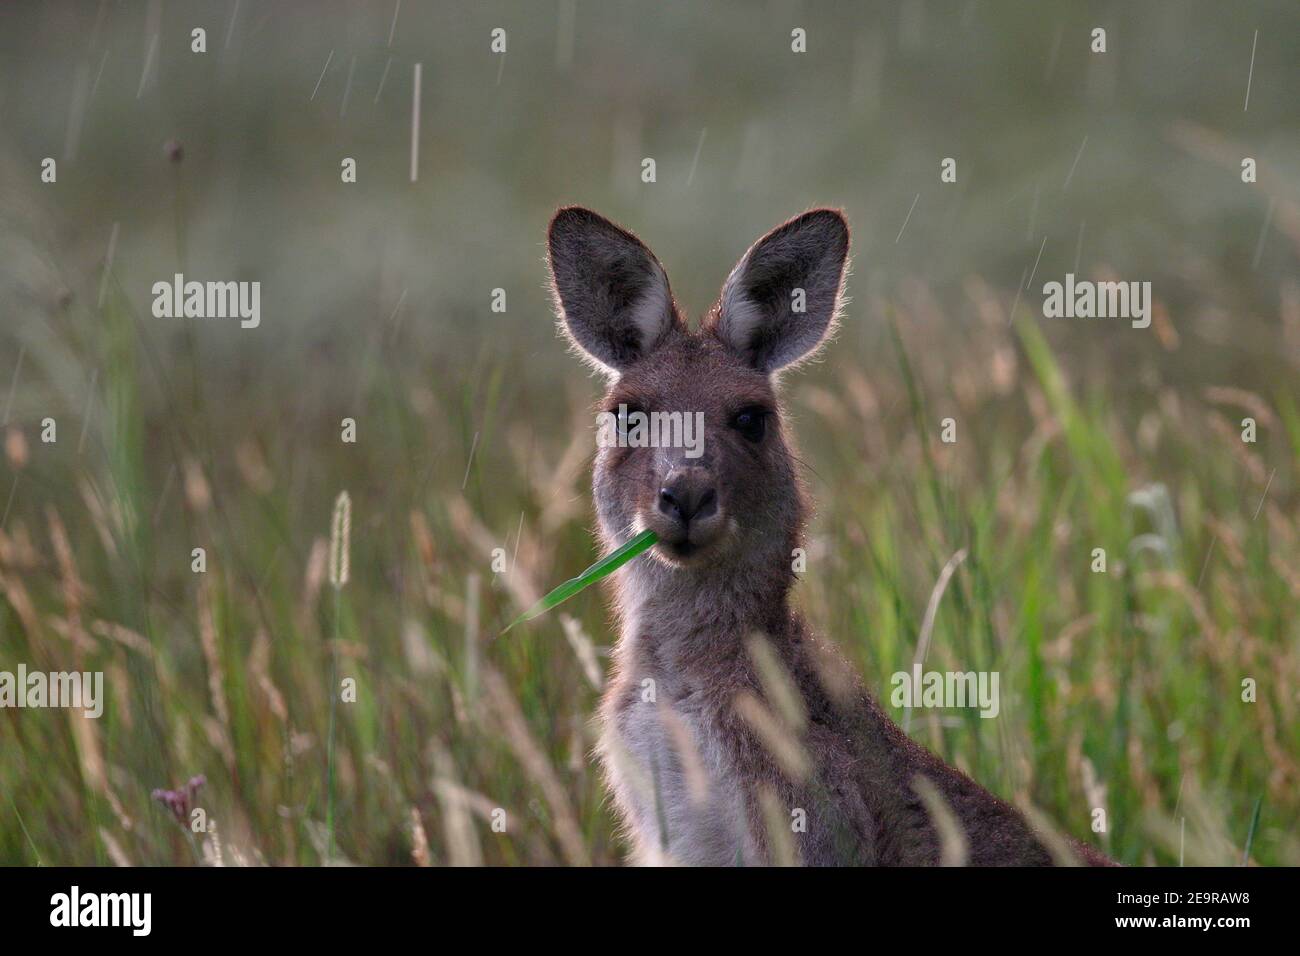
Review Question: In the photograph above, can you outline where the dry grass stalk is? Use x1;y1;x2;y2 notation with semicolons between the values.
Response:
1015;800;1083;866
46;506;93;652
430;744;483;867
400;617;444;676
5;425;28;469
912;774;969;866
537;422;591;533
249;628;288;723
464;572;480;705
408;806;432;866
1080;757;1110;852
328;491;351;589
77;477;120;561
99;827;132;867
202;818;225;866
656;701;709;807
481;666;589;865
560;613;603;690
408;508;439;603
296;537;328;639
181;457;211;512
734;690;810;782
90;619;151;656
758;785;797;867
234;439;274;493
434;779;511;825
446;496;541;612
746;633;806;732
68;706;107;794
197;578;235;769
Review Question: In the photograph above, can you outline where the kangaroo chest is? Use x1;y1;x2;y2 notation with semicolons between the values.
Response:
600;664;758;866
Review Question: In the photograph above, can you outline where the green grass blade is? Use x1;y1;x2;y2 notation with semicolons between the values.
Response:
502;530;658;632
1242;795;1263;866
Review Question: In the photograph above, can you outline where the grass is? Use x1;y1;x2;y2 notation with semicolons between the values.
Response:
0;0;1294;858
0;268;1295;868
503;529;658;633
0;0;1296;867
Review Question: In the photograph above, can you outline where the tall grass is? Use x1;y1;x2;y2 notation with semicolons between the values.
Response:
0;265;1295;866
325;490;351;863
0;0;1297;865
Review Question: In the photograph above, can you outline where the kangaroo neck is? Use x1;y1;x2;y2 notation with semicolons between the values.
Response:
615;548;797;676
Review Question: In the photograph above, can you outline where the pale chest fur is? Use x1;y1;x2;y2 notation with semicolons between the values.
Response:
594;563;796;865
597;650;759;866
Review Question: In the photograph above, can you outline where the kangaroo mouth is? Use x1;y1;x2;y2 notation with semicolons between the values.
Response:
656;538;716;566
643;514;728;565
662;538;703;560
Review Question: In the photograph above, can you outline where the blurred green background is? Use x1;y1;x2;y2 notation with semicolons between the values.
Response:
0;0;1297;866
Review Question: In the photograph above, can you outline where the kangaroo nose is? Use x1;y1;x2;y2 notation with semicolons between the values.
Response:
658;469;718;524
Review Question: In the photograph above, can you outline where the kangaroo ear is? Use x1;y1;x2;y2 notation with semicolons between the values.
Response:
710;209;850;373
547;206;677;377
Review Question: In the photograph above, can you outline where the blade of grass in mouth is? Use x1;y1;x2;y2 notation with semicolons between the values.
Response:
502;529;659;633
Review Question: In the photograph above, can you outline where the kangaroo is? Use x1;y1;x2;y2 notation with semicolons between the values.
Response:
547;206;1112;867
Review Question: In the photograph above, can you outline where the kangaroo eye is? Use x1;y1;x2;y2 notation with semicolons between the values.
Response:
612;404;643;436
731;406;768;443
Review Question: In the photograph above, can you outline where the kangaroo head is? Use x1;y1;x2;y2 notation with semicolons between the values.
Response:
548;206;850;573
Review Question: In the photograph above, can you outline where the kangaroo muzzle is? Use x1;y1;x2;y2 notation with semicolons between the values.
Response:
647;462;725;558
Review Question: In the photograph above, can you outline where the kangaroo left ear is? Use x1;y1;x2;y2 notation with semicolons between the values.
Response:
548;206;677;378
709;209;850;373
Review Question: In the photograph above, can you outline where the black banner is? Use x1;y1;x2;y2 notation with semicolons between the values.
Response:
0;865;1279;942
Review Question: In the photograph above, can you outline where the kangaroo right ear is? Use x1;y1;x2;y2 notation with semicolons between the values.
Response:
710;209;850;374
547;207;677;377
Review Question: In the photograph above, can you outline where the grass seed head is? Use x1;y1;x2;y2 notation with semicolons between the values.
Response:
329;491;351;589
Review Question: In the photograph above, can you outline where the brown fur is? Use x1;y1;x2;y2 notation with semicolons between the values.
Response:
548;206;1113;867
